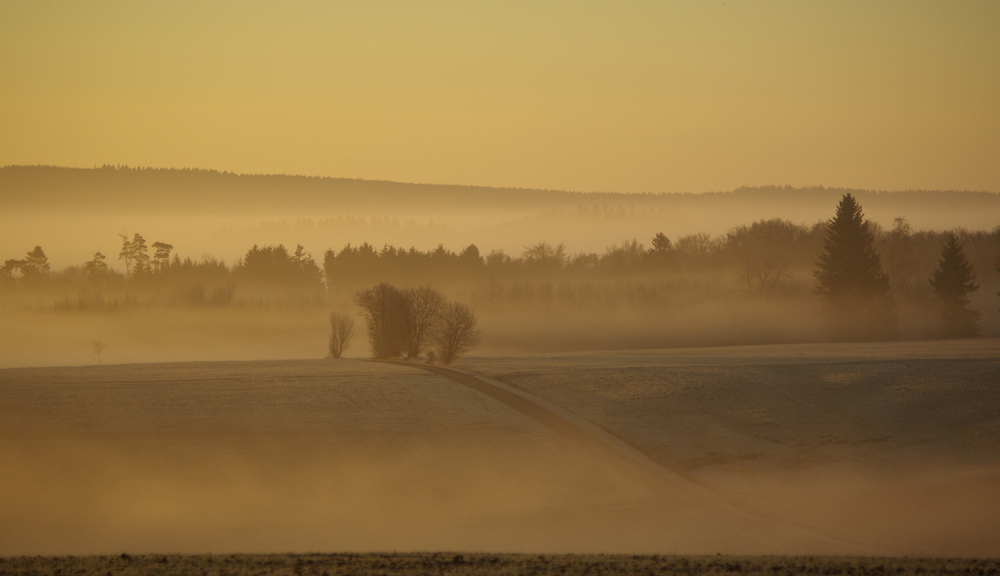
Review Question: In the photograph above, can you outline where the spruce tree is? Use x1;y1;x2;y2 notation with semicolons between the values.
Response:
814;193;897;340
929;233;980;338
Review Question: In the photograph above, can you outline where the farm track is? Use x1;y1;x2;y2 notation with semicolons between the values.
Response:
388;361;683;495
388;361;888;556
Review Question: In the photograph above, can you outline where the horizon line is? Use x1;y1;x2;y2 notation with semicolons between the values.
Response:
2;163;996;197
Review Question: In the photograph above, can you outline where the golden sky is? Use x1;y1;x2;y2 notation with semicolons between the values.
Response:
2;1;998;193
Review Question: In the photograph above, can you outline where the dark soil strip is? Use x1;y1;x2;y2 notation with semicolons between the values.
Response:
1;552;993;575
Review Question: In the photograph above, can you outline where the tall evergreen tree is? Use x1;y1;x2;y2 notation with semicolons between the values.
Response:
23;246;50;277
929;233;980;338
814;194;897;340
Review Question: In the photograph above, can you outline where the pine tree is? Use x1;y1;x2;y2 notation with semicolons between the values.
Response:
814;193;897;340
929;233;980;338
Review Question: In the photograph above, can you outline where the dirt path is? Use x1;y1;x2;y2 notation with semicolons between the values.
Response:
389;361;887;555
390;361;682;495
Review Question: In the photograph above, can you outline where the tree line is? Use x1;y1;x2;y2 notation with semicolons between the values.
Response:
3;194;997;341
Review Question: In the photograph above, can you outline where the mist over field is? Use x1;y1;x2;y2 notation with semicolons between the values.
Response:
2;166;999;366
3;1;1000;569
2;343;999;558
3;166;999;270
2;166;999;562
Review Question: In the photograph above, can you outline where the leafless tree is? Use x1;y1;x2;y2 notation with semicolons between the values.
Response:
328;312;355;358
433;302;482;365
739;252;790;297
402;286;446;359
522;242;567;270
91;340;108;366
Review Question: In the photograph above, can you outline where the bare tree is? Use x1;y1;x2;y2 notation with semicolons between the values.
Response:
91;340;108;366
402;286;446;359
328;312;355;358
433;302;482;365
522;242;567;271
739;252;790;297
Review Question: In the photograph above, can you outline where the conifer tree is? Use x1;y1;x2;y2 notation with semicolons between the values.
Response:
22;246;50;279
814;194;897;340
929;233;980;338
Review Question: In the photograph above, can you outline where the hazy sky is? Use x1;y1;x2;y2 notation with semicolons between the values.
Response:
2;1;998;193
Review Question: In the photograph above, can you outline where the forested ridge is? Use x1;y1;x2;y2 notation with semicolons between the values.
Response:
3;164;998;216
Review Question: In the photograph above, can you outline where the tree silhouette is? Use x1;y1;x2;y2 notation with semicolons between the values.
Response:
651;232;672;253
118;235;134;279
457;244;484;270
402;286;446;359
118;233;150;279
91;340;108;365
84;251;109;276
814;193;897;340
355;283;409;358
328;312;355;359
237;244;322;289
646;233;675;269
1;259;23;292
522;242;567;271
929;233;980;338
151;242;173;272
434;302;482;365
22;246;50;280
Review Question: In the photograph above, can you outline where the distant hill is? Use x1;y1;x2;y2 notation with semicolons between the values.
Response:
3;165;998;223
0;165;600;214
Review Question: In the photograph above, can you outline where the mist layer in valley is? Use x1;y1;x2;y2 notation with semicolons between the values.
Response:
3;165;998;269
456;339;1000;557
2;340;998;557
2;168;999;367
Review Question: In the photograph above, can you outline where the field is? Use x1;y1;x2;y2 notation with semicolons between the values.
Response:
2;339;999;563
456;339;1000;557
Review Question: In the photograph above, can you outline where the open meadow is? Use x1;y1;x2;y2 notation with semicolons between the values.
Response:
2;339;998;562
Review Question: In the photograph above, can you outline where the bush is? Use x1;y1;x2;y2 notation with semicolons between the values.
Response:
328;312;355;358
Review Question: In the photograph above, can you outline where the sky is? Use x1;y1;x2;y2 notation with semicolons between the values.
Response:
1;1;998;193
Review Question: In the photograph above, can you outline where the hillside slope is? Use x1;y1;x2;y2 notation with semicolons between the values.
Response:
0;358;858;556
459;339;1000;557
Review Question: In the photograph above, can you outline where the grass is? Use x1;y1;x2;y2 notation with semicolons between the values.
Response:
2;553;998;575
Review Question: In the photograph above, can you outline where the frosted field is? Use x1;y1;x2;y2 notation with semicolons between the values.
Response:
455;338;1000;557
2;339;998;558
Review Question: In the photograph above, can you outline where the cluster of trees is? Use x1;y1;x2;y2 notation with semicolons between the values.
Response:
320;219;827;288
320;220;998;301
814;194;985;340
2;246;51;288
2;236;324;307
353;284;481;363
3;196;997;344
114;234;323;290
